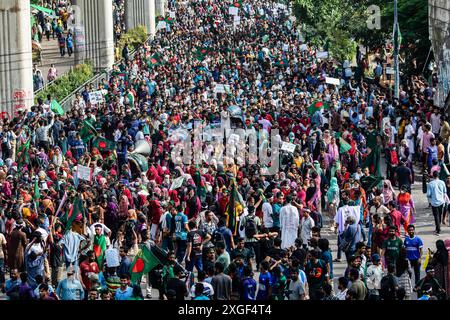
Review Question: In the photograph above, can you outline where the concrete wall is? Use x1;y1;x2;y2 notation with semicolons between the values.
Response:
155;0;166;17
72;0;114;71
429;0;450;108
125;0;156;38
0;0;34;116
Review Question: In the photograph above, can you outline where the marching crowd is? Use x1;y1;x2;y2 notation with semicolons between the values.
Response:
1;0;450;301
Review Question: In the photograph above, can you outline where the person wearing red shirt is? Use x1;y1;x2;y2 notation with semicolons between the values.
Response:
387;201;405;237
79;251;100;295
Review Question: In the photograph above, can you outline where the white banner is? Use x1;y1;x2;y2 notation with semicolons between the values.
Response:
316;51;329;59
214;84;231;94
325;77;341;86
157;21;167;30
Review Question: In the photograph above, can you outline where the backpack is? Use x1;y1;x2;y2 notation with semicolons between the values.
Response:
212;229;225;245
244;216;258;239
380;275;396;300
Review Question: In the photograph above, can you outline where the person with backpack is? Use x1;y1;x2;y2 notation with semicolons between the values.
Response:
212;217;235;254
186;221;209;272
380;264;399;300
239;206;262;271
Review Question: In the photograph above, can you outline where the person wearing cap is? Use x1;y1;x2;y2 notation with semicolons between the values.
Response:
366;253;383;300
55;267;84;300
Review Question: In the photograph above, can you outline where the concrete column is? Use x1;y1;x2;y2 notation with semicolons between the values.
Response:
0;0;34;116
125;0;156;38
72;0;114;71
155;0;166;17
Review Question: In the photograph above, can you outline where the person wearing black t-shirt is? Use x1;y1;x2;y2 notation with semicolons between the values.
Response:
186;221;210;272
166;265;188;300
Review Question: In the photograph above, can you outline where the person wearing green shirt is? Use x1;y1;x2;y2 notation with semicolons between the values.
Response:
271;265;287;300
216;242;230;272
381;226;404;267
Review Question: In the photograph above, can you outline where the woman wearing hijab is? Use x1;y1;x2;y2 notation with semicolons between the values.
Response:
326;177;340;230
397;185;416;232
382;179;396;205
431;239;450;299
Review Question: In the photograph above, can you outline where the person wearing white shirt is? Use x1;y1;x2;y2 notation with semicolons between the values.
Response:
365;254;383;300
279;196;300;250
262;198;273;229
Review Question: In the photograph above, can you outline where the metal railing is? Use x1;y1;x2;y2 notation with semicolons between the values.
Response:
57;35;153;112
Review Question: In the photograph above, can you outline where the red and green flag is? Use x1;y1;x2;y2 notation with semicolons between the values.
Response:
130;245;162;284
93;234;107;269
308;100;329;115
233;0;243;8
194;46;212;61
93;137;116;151
147;53;163;68
63;196;85;230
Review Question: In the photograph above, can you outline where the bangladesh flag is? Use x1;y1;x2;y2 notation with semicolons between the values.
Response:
308;100;329;115
80;119;97;143
93;137;116;151
147;53;163;68
275;57;288;67
50;99;64;116
234;0;243;8
130;245;162;284
194;46;212;61
16;138;31;170
63;196;85;230
225;179;245;236
93;234;107;269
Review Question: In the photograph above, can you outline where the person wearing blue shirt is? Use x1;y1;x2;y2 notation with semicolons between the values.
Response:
174;207;189;263
256;261;272;300
240;266;257;300
115;274;133;300
192;283;210;300
427;171;447;235
56;269;84;300
404;225;423;285
5;269;21;300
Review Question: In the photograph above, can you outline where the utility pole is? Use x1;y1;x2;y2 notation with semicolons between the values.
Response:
393;0;399;99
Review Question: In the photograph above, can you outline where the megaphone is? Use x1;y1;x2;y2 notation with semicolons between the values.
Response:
131;140;152;156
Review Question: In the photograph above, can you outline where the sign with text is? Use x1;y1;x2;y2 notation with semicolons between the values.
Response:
88;90;104;105
281;142;297;153
325;77;341;86
77;165;92;182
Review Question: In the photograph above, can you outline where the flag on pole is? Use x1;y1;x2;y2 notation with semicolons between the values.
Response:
234;0;243;8
225;179;245;236
55;191;68;217
50;99;64;115
63;196;85;230
33;178;41;201
80;119;97;143
93;137;117;151
130;245;162;284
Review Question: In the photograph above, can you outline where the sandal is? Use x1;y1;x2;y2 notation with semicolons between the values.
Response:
333;258;341;262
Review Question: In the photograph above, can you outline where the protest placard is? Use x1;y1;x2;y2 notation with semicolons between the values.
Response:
157;21;167;30
281;142;297;153
229;6;239;15
325;77;341;86
316;51;329;59
88;90;104;105
77;165;92;182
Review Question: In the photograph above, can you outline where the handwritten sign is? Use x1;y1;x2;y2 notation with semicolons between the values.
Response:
88;90;104;105
214;84;231;94
77;165;92;182
281;142;297;153
12;89;30;113
157;21;167;30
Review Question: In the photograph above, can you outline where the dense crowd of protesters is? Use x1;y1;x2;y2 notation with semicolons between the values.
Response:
1;0;449;301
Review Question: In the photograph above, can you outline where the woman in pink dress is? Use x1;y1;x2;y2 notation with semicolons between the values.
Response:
397;185;416;232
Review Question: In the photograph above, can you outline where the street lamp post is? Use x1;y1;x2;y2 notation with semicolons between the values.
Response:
393;0;399;99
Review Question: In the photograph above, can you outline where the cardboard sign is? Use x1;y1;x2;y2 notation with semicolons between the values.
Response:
386;67;395;75
233;15;241;25
88;90;104;105
170;176;185;190
169;11;176;18
281;142;297;153
214;84;231;94
229;6;239;15
316;51;329;59
325;77;341;86
77;165;92;182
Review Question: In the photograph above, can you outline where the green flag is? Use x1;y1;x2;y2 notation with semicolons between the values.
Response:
80;119;97;143
16;138;31;169
50;99;64;115
64;197;85;230
33;177;40;201
225;180;245;236
130;245;162;284
262;35;269;43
